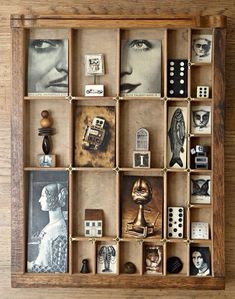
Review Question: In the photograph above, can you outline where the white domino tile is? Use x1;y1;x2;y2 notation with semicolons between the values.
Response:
168;207;184;238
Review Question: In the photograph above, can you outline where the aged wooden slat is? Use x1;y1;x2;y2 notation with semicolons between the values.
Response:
212;28;226;277
11;27;26;275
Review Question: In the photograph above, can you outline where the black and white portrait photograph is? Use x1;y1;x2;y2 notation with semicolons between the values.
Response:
190;247;211;276
192;34;212;63
168;107;187;169
28;39;68;95
27;171;68;273
97;244;117;274
191;175;211;204
85;54;104;76
120;39;161;96
191;106;211;134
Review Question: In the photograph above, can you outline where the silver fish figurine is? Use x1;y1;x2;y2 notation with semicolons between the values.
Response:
168;108;186;167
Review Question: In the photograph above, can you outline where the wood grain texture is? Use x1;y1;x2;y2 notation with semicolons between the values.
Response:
1;0;235;297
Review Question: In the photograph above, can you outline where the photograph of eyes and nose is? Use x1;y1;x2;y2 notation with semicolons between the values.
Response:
28;39;68;95
191;34;212;63
120;39;161;97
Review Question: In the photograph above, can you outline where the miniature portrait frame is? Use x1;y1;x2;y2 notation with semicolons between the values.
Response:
85;54;105;76
190;246;211;276
191;105;211;134
191;175;211;204
191;34;212;63
144;245;163;275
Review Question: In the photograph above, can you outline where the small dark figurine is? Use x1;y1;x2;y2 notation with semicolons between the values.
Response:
124;262;136;274
80;259;89;273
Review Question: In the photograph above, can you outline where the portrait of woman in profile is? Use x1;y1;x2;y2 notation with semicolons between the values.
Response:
28;39;68;95
27;183;68;273
120;39;161;96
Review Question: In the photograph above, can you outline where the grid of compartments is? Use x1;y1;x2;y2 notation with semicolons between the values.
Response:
24;27;214;277
12;15;225;288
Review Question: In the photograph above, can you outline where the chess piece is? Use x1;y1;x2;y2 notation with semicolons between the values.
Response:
80;259;89;273
38;110;56;167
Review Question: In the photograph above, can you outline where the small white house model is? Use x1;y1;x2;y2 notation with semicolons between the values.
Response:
85;209;103;237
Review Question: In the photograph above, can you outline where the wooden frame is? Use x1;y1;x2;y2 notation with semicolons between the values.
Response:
11;14;226;289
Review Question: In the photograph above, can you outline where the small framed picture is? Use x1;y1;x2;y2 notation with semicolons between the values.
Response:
97;244;117;274
85;54;104;76
144;245;163;274
133;151;151;168
85;84;104;96
192;34;212;63
191;175;211;204
190;246;211;276
191;105;211;134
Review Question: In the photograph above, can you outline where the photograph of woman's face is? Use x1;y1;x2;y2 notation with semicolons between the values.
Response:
28;39;68;94
120;39;161;96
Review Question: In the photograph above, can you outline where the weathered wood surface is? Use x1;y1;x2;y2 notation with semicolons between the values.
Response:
1;0;235;297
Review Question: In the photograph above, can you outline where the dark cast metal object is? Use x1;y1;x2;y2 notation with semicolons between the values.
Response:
80;258;89;273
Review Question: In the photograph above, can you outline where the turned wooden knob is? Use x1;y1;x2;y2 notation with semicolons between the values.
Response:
40;110;52;128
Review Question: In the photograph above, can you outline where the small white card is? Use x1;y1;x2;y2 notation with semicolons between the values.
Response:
85;85;104;97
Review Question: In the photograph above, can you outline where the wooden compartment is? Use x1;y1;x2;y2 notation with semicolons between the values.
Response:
11;14;226;289
73;241;95;274
73;171;117;237
190;136;212;170
25;100;70;167
73;29;118;97
119;241;142;274
166;242;188;276
167;29;189;59
191;66;212;98
119;100;164;169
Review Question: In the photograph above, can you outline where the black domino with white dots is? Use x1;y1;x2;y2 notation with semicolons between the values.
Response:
167;59;188;98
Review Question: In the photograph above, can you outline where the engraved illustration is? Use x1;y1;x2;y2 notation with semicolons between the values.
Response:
97;244;117;274
191;106;211;134
168;107;187;168
27;171;68;273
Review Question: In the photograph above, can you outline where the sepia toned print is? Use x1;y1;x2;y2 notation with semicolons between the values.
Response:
121;176;163;239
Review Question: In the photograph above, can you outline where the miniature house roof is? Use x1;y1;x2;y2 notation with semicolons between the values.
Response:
85;209;103;221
